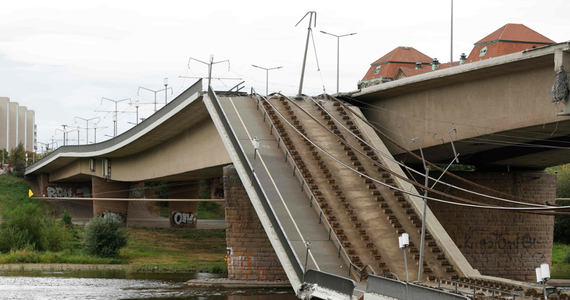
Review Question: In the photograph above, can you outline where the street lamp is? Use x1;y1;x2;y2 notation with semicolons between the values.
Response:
320;30;357;94
399;233;410;283
112;115;117;137
536;263;550;299
135;100;140;125
252;65;283;96
164;78;169;104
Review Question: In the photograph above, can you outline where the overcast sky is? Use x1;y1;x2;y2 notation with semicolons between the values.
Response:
1;0;569;150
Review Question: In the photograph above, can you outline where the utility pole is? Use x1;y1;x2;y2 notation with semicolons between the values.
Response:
295;11;317;97
100;97;131;137
252;65;283;96
320;30;357;94
138;80;173;113
74;116;100;145
181;55;241;90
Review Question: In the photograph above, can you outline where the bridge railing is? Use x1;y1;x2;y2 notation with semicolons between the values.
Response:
437;278;541;300
367;275;470;300
207;87;304;282
251;91;374;282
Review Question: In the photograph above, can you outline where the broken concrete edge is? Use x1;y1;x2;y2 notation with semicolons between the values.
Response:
184;278;292;289
350;106;480;279
203;94;302;292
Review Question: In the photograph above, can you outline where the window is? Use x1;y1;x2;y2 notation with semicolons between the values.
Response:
374;66;381;74
479;46;488;57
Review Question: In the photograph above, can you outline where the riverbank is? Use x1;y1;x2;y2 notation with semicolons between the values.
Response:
0;227;228;273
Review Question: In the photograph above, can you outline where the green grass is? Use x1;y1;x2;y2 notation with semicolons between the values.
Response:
0;175;227;273
552;243;570;279
121;227;227;273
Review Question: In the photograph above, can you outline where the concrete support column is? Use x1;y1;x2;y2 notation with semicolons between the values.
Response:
92;176;130;222
224;165;286;281
427;171;555;281
169;181;199;228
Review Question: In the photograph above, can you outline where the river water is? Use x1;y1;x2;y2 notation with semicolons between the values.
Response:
0;270;297;300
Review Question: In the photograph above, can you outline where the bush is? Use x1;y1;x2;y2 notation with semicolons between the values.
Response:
82;214;129;258
61;210;72;226
0;202;70;252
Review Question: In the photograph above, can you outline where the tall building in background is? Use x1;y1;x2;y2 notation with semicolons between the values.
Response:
0;98;8;151
0;97;36;153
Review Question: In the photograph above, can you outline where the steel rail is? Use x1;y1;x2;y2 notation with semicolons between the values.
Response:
251;91;364;280
334;95;551;207
280;94;570;215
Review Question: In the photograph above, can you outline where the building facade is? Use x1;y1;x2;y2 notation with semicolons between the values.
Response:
0;97;36;153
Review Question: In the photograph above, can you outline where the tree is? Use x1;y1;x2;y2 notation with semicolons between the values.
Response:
546;165;570;244
8;143;26;177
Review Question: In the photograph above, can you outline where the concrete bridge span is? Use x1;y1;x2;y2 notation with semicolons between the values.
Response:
349;42;570;171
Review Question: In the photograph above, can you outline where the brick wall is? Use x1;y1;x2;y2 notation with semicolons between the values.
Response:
427;171;555;281
224;165;287;281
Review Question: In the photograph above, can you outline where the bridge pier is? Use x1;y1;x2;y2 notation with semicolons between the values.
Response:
223;165;287;281
427;170;555;281
92;176;130;222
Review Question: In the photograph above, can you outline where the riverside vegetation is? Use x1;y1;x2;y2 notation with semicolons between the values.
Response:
0;175;227;273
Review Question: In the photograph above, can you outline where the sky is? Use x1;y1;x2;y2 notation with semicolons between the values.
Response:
1;0;569;150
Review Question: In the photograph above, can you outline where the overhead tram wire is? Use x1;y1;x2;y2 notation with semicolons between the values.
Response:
293;93;560;210
258;93;570;214
305;95;558;208
346;96;570;145
332;95;565;208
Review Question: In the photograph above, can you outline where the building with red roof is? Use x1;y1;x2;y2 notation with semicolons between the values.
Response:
358;24;555;89
465;23;555;63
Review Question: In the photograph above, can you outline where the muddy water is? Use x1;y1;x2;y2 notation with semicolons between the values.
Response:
0;271;297;300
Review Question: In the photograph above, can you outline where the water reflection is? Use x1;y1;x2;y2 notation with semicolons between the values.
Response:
0;271;296;300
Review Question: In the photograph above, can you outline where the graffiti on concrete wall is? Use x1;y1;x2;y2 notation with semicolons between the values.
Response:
170;211;196;227
44;186;91;198
458;231;538;255
100;211;128;223
227;251;266;280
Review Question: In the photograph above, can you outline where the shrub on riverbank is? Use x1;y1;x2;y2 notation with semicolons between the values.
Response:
0;200;71;253
82;215;129;258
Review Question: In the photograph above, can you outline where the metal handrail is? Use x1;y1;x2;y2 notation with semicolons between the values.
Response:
437;278;540;300
251;91;361;280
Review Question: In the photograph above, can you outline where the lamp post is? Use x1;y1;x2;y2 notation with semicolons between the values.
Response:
74;116;99;145
320;30;357;94
252;65;283;96
135;100;140;125
112;115;117;137
536;263;550;300
164;78;169;104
